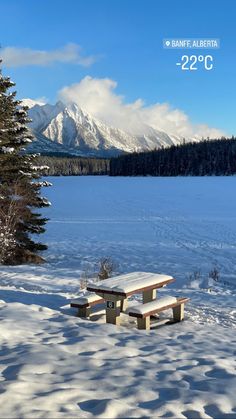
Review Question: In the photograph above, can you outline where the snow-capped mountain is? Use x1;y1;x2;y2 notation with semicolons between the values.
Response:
23;99;189;157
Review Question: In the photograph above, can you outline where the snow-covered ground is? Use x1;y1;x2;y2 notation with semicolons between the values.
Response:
0;176;236;418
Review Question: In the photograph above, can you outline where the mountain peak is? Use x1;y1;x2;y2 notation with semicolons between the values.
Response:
21;98;46;108
55;100;66;110
24;99;186;157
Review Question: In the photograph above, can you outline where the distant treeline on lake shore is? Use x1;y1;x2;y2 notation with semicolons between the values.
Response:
38;137;236;176
38;155;110;176
110;137;236;176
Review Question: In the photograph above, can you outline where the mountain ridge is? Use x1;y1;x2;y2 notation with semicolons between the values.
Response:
23;99;196;157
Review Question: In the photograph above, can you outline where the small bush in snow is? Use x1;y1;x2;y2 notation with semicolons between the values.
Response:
97;257;117;280
187;270;202;288
80;277;88;291
209;266;220;283
79;262;97;290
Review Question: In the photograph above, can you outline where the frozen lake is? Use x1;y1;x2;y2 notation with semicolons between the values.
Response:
43;176;236;289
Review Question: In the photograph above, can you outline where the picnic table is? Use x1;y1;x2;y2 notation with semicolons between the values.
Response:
87;271;175;325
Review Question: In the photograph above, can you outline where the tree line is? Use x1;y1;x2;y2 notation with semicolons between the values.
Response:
109;138;236;176
37;155;110;176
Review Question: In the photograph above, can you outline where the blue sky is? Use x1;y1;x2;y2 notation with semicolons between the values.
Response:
0;0;235;136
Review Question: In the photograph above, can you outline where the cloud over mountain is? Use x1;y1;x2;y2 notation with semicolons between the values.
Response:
59;76;225;139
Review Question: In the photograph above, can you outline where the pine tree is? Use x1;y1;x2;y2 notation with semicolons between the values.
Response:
0;60;51;264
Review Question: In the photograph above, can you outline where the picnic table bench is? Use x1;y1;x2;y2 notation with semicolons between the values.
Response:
128;296;190;330
71;294;104;317
86;271;175;325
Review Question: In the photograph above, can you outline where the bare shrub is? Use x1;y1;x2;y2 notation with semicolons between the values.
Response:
188;270;201;284
79;277;88;291
97;257;117;280
79;263;96;290
209;266;220;283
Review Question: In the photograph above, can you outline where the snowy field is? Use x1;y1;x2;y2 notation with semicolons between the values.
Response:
0;176;236;418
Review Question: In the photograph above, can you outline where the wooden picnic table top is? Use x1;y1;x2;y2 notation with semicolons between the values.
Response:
86;271;175;298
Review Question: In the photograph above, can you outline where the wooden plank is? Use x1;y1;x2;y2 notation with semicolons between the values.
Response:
96;292;125;302
86;286;122;295
71;302;88;308
129;298;189;318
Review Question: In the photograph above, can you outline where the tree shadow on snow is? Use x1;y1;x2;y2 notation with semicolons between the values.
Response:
0;288;69;312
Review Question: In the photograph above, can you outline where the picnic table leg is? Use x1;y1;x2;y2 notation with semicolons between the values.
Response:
137;316;150;330
96;292;122;326
77;306;91;318
120;298;128;312
106;300;121;325
142;289;156;304
172;303;184;322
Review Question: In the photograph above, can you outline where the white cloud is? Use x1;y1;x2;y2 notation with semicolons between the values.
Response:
59;76;225;139
1;44;96;68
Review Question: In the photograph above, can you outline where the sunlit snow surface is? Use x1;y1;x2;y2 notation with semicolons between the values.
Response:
0;176;236;418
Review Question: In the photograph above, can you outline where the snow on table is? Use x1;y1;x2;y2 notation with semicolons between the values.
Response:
71;293;103;306
87;271;174;295
128;296;178;315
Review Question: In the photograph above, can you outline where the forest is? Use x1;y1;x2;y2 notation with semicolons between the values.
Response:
36;137;236;177
109;137;236;176
37;155;110;176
